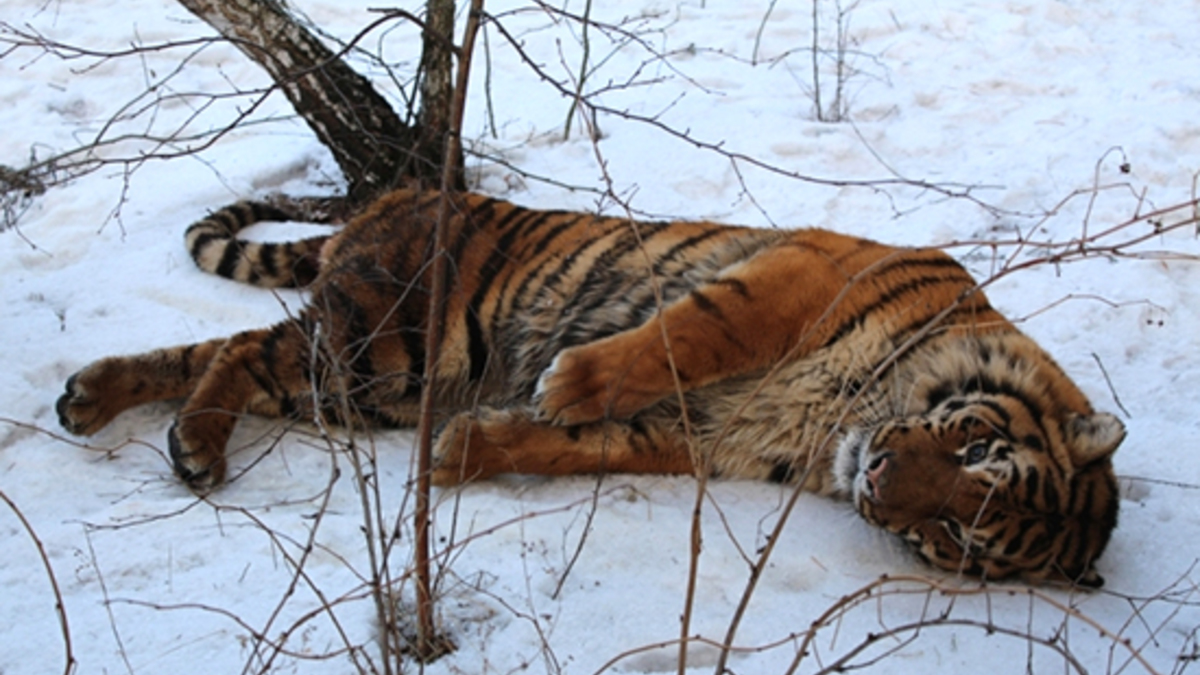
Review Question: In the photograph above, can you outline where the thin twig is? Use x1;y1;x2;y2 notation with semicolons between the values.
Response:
0;489;76;675
1091;352;1131;418
411;0;487;661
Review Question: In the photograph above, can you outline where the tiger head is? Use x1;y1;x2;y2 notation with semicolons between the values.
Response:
839;339;1126;587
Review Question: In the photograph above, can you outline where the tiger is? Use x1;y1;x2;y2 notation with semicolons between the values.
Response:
56;188;1125;586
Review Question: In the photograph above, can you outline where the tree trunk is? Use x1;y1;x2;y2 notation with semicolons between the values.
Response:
414;0;464;189
177;0;441;204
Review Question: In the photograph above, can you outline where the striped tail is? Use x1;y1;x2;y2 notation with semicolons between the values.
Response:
185;201;330;288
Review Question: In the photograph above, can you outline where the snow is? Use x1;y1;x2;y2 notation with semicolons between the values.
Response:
2;0;1199;673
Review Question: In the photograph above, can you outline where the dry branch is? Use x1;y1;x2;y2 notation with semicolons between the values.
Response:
410;0;488;662
484;8;1008;217
0;489;75;675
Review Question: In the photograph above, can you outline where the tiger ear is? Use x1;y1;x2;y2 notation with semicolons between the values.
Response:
1065;412;1125;465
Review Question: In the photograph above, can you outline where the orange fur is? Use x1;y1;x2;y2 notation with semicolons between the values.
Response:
58;189;1124;585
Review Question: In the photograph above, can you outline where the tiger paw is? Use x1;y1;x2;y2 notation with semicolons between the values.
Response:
431;409;527;486
56;365;124;436
168;419;229;494
534;346;661;425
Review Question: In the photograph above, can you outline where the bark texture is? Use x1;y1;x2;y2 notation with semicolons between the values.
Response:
178;0;439;203
414;0;462;189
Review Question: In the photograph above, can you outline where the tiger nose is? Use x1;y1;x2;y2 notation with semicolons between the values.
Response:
865;453;892;501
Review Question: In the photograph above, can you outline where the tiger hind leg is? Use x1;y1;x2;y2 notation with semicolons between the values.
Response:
431;407;694;486
57;338;226;436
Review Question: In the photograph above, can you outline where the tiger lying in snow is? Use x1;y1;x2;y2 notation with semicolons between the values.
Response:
57;189;1125;586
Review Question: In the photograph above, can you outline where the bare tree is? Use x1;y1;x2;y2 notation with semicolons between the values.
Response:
0;0;460;228
177;0;461;205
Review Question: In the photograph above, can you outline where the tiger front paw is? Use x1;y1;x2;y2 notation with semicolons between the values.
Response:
534;346;662;425
57;366;124;436
168;418;230;494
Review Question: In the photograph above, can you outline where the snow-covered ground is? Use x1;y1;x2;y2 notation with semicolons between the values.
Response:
2;0;1199;673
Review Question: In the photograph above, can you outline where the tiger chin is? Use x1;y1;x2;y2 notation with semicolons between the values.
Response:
56;188;1125;587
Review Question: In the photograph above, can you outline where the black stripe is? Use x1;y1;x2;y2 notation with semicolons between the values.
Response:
621;226;741;321
401;323;425;398
528;214;586;258
532;219;626;301
258;242;280;279
560;220;674;321
923;381;955;409
187;231;223;259
250;201;291;223
689;289;722;317
444;206;481;267
1023;466;1040;510
982;385;1050;446
482;200;535;236
278;392;297;418
467;194;501;220
650;226;728;276
1006;463;1022;488
511;254;567;314
211;208;243;233
971;380;1053;451
885;300;998;381
1042;472;1060;513
240;345;280;407
594;219;673;272
820;262;976;350
317;285;375;380
508;219;586;311
1058;528;1082;577
257;325;289;397
215;240;246;279
1075;473;1095;518
486;210;571;337
974;397;1014;430
1101;472;1119;526
1023;522;1055;559
465;212;538;381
